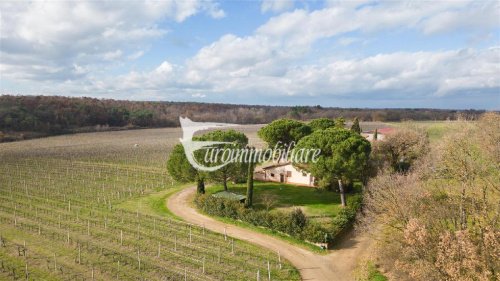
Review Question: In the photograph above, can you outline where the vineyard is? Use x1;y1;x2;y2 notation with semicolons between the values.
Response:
0;127;299;281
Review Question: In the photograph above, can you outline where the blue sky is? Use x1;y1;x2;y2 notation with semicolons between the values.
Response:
0;0;499;109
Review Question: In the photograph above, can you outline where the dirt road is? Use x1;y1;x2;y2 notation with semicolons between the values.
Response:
167;186;372;281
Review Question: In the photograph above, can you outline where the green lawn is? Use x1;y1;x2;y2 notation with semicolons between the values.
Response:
207;181;361;218
117;183;187;219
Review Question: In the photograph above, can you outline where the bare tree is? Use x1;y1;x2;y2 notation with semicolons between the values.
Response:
261;194;278;211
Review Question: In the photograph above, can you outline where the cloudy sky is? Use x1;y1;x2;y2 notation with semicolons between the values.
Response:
0;0;499;109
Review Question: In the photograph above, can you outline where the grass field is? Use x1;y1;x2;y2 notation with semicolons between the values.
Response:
0;126;300;281
388;120;469;142
207;181;362;218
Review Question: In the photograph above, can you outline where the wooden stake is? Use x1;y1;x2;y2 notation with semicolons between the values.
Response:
267;260;271;281
231;239;234;255
117;261;120;279
137;249;141;271
278;251;282;270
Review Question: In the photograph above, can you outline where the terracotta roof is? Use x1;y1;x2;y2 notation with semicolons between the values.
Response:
364;127;394;134
376;127;394;134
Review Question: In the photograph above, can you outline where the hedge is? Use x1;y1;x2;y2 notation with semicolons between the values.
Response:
194;193;363;246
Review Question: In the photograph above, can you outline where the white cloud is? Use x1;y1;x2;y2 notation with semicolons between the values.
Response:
155;61;174;75
420;2;499;35
127;51;145;60
337;37;362;46
0;0;224;81
55;47;498;103
103;50;123;61
261;0;294;13
187;34;279;72
281;48;500;98
170;0;499;104
184;0;499;89
192;93;207;98
1;0;498;108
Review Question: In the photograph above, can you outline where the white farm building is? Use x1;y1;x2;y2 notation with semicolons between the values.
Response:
253;162;315;187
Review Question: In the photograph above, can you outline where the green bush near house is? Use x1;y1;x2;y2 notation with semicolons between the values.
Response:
195;191;362;246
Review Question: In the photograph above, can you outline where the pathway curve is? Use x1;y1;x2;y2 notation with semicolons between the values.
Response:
167;186;372;281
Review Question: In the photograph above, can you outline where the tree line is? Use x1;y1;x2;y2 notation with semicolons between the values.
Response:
0;95;486;142
359;113;499;280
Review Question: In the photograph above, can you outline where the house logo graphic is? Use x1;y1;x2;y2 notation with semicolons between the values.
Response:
179;117;238;172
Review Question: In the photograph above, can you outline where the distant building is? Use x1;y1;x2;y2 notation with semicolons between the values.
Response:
254;162;315;187
362;127;394;141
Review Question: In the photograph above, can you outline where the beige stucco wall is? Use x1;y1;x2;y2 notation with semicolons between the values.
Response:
362;133;385;141
254;164;315;187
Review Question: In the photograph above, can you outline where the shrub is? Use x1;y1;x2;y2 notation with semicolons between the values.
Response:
195;193;362;247
330;194;362;238
302;222;328;243
289;208;307;236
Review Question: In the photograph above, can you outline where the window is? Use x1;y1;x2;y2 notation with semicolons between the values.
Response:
270;173;275;177
302;172;307;177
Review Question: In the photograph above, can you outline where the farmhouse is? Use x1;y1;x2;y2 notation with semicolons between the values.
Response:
254;162;315;187
362;127;394;141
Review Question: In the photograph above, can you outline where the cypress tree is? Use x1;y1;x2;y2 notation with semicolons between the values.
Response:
196;175;205;194
351;117;361;134
245;155;255;208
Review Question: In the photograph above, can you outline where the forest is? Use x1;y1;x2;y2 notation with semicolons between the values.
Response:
0;95;485;142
